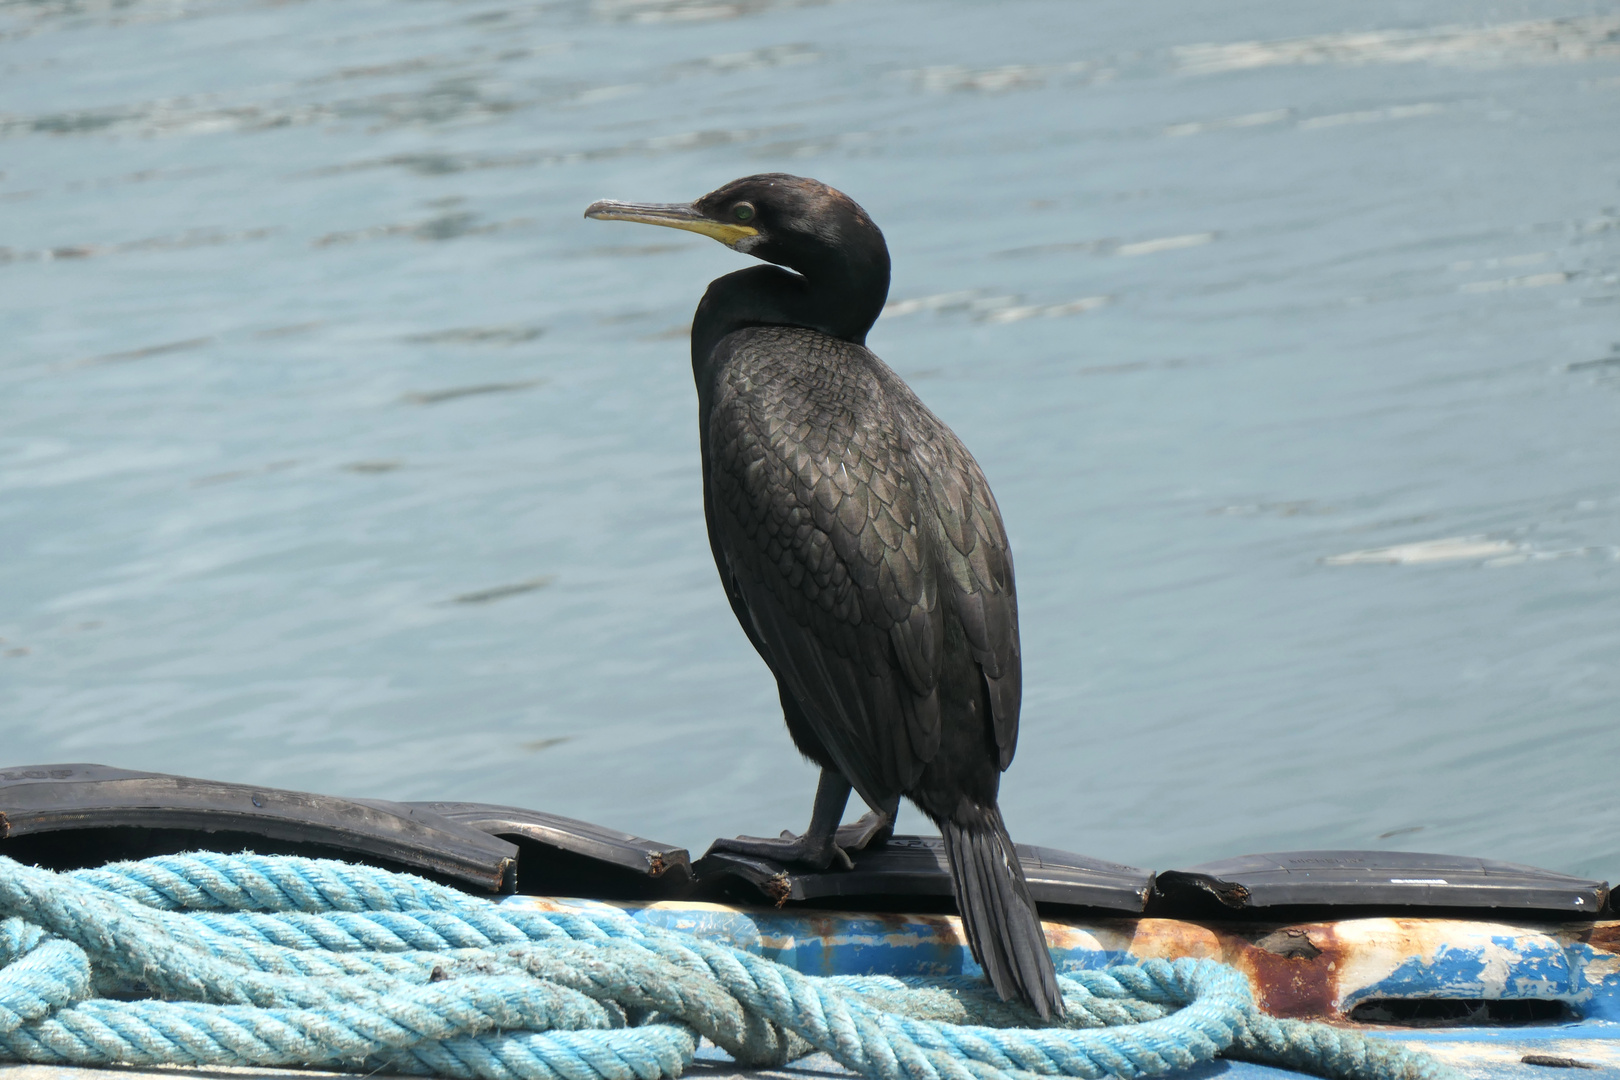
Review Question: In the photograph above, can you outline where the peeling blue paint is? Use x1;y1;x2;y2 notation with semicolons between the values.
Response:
505;897;1620;1034
509;898;1142;982
1340;936;1577;1010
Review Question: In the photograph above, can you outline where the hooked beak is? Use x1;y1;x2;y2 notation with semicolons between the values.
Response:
583;199;758;249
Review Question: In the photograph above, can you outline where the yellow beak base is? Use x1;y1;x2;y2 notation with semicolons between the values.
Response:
584;199;759;248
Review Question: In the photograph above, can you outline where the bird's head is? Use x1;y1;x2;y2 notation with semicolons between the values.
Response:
585;173;887;281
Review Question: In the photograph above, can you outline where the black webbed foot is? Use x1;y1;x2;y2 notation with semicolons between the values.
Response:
709;772;896;873
834;809;894;852
708;831;854;871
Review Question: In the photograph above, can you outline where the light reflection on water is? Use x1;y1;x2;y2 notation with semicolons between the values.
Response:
2;0;1618;878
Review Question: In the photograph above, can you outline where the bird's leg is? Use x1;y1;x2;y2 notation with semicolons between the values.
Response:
835;793;900;852
707;769;857;871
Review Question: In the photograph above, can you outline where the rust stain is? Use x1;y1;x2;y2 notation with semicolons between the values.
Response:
1230;923;1345;1019
804;912;841;950
869;910;910;934
1120;919;1345;1019
1578;924;1620;955
647;851;667;877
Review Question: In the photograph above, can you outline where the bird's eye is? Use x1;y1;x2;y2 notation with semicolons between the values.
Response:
733;202;756;222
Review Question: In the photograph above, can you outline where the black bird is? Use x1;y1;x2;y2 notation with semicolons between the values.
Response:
585;174;1061;1018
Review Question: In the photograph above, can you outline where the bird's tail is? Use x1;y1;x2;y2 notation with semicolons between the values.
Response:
938;807;1063;1019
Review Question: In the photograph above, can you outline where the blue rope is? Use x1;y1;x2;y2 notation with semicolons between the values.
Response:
0;853;1458;1080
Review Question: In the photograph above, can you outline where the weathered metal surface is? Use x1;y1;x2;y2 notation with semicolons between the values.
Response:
506;897;1620;1024
10;940;1620;1080
7;901;1620;1080
1389;1030;1620;1080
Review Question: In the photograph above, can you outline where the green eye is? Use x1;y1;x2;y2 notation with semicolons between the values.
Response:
733;202;755;222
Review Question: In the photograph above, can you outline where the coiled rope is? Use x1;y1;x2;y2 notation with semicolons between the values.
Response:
0;853;1458;1080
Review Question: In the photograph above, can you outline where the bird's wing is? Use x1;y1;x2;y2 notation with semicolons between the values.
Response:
887;378;1023;771
706;329;944;803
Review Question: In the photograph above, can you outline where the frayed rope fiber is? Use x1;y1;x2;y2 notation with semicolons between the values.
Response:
0;852;1459;1080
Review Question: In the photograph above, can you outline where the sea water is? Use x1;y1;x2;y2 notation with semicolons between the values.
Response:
3;0;1619;879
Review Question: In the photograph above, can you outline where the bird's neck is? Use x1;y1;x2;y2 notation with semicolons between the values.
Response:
690;250;890;382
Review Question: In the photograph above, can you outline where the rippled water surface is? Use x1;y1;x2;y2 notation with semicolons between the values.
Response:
4;0;1619;877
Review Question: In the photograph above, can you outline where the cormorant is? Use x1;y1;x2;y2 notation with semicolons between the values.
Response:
585;175;1061;1018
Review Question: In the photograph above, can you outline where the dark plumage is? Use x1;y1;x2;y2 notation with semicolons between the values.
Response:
585;174;1061;1018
